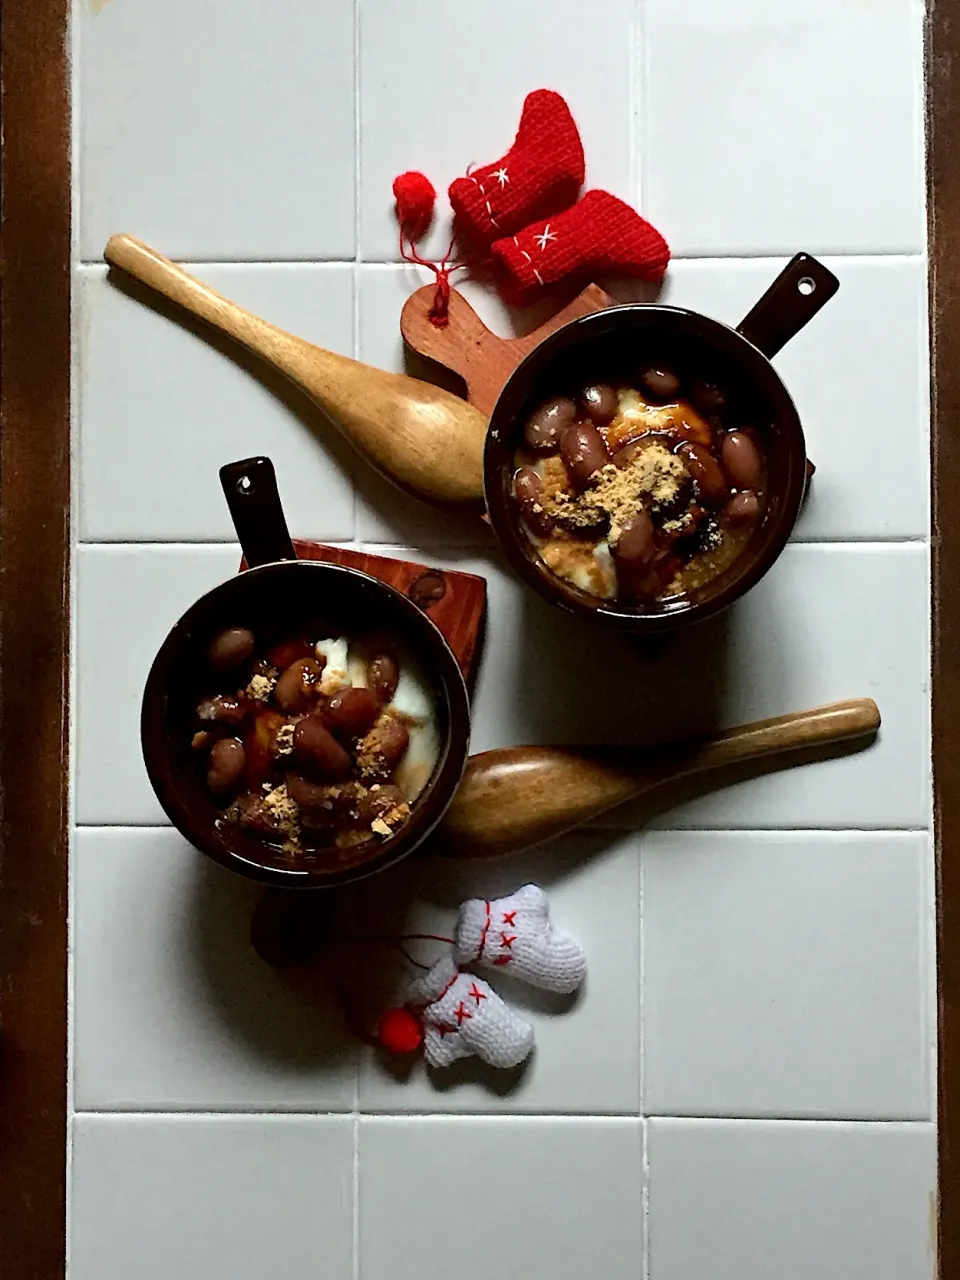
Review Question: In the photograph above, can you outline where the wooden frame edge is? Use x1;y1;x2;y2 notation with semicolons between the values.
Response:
0;0;948;1275
930;0;957;1276
0;0;72;1275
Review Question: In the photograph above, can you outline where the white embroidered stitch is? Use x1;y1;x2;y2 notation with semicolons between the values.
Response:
515;239;544;286
468;173;500;230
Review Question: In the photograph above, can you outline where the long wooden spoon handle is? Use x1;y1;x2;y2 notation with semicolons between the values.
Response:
431;697;880;859
105;234;489;509
661;697;880;779
104;233;318;385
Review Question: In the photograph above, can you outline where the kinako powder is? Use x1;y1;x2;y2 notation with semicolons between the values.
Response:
547;440;689;544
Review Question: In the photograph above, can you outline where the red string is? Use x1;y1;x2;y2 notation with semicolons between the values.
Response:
325;931;455;971
326;931;457;1044
344;931;455;949
398;225;462;328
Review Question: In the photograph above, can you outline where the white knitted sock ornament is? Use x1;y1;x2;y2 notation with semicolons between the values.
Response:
454;883;586;994
407;955;534;1069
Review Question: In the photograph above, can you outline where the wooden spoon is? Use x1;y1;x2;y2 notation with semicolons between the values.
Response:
103;234;488;508
428;698;880;858
250;697;880;965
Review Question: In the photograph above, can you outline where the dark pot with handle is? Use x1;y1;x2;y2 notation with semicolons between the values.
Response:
141;456;471;887
484;254;839;632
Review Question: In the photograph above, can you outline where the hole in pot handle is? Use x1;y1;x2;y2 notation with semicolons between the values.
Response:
736;253;839;359
219;456;298;569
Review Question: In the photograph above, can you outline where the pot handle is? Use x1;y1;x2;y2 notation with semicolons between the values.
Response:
736;254;839;358
219;456;297;569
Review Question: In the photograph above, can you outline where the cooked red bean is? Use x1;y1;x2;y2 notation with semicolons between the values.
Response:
265;637;318;670
613;511;658;599
368;651;399;702
235;793;279;835
579;383;619;426
523;396;577;451
638;364;681;402
244;709;285;790
611;435;680;470
208;627;255;673
297;785;367;836
292;715;352;777
325;687;382;740
196;694;247;726
611;439;645;469
724;490;760;526
274;657;325;713
721;431;763;490
615;510;656;569
677;441;729;507
288;773;349;812
357;715;410;780
560;423;611;490
690;378;727;415
514;467;554;537
617;565;662;602
355;783;408;826
192;730;215;751
207;737;245;794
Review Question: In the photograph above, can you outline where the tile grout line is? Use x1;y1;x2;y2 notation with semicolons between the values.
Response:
636;0;646;217
638;809;650;1279
73;250;930;269
350;0;362;555
638;825;646;1118
352;1110;360;1280
70;1109;936;1125
641;1117;651;1280
630;0;641;211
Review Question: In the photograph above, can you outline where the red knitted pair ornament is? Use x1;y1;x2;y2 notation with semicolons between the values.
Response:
393;89;669;316
448;89;585;247
491;190;670;304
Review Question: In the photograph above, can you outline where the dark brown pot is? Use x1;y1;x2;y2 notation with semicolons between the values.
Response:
141;457;471;888
484;253;839;633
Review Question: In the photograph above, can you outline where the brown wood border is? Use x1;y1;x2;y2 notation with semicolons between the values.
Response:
931;0;960;1276
0;0;951;1276
0;0;72;1276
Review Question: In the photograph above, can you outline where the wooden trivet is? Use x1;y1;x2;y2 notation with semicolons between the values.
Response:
401;281;816;481
241;538;487;689
400;283;615;416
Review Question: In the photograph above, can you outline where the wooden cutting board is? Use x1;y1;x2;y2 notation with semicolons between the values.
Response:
400;281;817;480
400;282;615;416
241;539;487;689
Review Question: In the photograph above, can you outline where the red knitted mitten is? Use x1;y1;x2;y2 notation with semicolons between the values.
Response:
448;89;585;248
491;190;670;304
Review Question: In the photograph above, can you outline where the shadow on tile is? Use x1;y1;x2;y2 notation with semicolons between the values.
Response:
503;588;735;746
373;1041;534;1097
347;832;622;1099
187;857;357;1070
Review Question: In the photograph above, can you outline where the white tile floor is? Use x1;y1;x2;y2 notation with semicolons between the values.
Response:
71;0;934;1276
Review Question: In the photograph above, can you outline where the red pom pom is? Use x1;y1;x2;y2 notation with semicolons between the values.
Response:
393;171;436;237
377;1006;423;1054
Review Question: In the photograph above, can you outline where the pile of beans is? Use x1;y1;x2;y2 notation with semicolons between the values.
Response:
192;626;414;852
512;360;767;602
